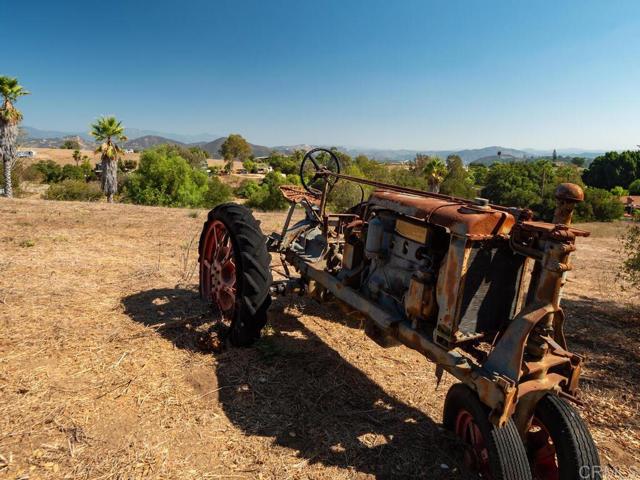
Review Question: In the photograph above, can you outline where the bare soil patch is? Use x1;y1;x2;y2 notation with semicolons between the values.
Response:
0;199;638;479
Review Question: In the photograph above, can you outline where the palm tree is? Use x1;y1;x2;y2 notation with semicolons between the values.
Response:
0;76;30;198
90;116;127;203
422;157;447;193
412;154;448;192
72;149;81;166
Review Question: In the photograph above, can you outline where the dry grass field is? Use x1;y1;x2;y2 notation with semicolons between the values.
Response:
21;149;140;167
0;198;639;479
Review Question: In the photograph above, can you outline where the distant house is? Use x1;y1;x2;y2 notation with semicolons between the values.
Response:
621;195;640;215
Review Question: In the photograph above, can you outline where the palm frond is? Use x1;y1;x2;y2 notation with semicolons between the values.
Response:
90;115;126;143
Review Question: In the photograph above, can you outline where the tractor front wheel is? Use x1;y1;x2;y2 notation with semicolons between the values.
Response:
526;394;601;480
199;203;272;346
443;383;532;480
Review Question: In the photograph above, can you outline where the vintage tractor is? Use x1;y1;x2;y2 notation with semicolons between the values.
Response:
198;148;601;480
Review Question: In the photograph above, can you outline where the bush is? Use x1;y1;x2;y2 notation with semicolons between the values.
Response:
575;187;625;222
234;179;260;199
60;164;85;181
203;177;233;207
150;144;208;170
242;160;257;174
266;153;298;175
32;160;63;183
45;180;103;201
629;179;640;195
610;186;629;197
246;172;289;210
123;147;209;207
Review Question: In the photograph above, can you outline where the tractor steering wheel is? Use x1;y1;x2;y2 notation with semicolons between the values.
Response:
300;148;341;196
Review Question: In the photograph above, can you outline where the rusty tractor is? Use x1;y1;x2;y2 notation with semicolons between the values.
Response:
198;148;601;479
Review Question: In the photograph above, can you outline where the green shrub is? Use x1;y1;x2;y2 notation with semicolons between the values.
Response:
629;179;640;195
610;186;629;197
234;179;260;198
242;160;257;173
575;187;625;222
60;164;85;181
246;172;289;210
45;180;103;201
32;160;63;183
123;147;208;207
266;153;298;174
203;177;233;207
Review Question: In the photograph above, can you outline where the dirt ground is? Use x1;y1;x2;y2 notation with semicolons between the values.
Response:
0;198;638;479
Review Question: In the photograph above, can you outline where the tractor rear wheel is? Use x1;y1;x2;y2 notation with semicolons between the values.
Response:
443;383;532;480
526;394;601;480
199;203;272;346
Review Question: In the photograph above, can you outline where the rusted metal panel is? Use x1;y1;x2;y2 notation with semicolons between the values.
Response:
368;190;516;239
395;218;429;243
435;235;472;345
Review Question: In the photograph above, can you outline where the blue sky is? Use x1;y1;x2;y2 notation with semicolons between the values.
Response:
2;0;639;150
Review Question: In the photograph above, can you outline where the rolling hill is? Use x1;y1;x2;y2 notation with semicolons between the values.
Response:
123;135;184;150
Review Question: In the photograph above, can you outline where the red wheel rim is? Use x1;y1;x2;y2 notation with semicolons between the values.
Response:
527;417;559;480
200;220;237;318
455;409;492;478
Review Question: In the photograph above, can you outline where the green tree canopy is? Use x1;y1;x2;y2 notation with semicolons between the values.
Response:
582;151;640;190
440;155;475;198
219;134;251;163
629;179;640;195
60;139;81;150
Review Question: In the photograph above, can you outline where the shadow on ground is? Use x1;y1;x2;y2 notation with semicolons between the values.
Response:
563;295;640;389
122;288;470;479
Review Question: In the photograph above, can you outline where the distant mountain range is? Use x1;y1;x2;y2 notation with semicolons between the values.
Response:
23;126;219;144
21;125;606;163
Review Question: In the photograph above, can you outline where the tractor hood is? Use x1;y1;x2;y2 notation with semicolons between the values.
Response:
367;190;517;240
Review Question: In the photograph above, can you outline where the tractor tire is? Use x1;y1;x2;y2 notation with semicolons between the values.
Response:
199;203;272;346
443;383;532;480
527;394;601;480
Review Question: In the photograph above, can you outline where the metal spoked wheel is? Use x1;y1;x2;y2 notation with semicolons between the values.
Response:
300;147;341;195
455;408;493;477
444;383;532;480
200;219;237;323
199;203;272;346
527;415;559;479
